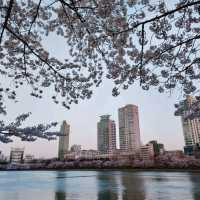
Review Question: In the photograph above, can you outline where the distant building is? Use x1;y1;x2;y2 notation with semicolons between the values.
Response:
66;149;99;160
149;140;165;156
58;121;70;160
184;145;194;156
181;96;200;147
140;143;154;160
184;144;200;158
24;154;35;163
164;150;184;158
10;148;24;164
118;104;141;152
0;150;4;161
111;149;136;160
80;150;99;159
71;145;81;153
194;143;200;159
97;115;116;154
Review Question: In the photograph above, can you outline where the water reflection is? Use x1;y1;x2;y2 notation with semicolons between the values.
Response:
96;171;146;200
0;171;200;200
55;172;66;200
120;172;146;200
143;172;195;200
189;173;200;200
54;171;98;200
55;191;66;200
96;171;119;200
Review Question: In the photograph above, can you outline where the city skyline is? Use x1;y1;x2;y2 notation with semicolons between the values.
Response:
0;83;184;158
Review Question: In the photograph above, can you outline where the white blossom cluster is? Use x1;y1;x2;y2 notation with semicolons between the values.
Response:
0;0;200;141
175;96;200;119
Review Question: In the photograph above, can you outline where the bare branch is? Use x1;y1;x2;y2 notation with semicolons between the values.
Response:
28;0;42;35
139;24;145;85
0;0;14;44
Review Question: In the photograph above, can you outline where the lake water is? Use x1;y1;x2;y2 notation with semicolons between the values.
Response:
0;170;200;200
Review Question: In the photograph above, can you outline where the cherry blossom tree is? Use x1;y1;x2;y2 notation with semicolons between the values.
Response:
0;0;200;142
0;113;59;143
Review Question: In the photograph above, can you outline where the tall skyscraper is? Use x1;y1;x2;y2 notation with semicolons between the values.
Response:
58;121;70;160
181;96;200;146
118;104;141;152
97;115;116;154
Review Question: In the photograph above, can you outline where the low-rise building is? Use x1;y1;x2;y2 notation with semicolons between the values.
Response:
111;149;136;160
71;145;81;153
149;140;165;156
184;144;200;158
194;144;200;159
140;143;154;160
65;149;99;160
10;148;24;164
164;150;184;158
184;145;194;156
0;150;5;161
24;154;35;163
80;150;99;159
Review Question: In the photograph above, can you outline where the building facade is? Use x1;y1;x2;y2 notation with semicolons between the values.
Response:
24;154;35;163
0;150;5;161
58;121;70;160
97;115;116;154
71;144;82;153
10;148;24;164
65;149;99;160
149;140;165;156
118;104;141;152
80;150;99;159
181;96;200;147
140;143;154;160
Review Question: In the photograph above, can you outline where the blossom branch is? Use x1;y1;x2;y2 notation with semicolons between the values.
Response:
109;0;200;35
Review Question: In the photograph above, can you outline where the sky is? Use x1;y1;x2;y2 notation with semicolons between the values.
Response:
0;13;185;158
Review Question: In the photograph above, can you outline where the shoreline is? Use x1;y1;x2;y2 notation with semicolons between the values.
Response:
1;168;200;172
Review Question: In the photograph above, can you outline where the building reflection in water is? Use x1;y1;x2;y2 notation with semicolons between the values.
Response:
96;171;146;200
189;173;200;200
96;171;120;200
54;171;98;200
120;171;146;200
54;171;67;200
55;191;66;200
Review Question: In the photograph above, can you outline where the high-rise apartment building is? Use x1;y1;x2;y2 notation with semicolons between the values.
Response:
118;104;141;152
58;121;70;160
97;115;116;154
181;96;200;146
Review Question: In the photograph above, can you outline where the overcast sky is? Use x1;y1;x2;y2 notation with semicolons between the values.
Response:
0;27;185;158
